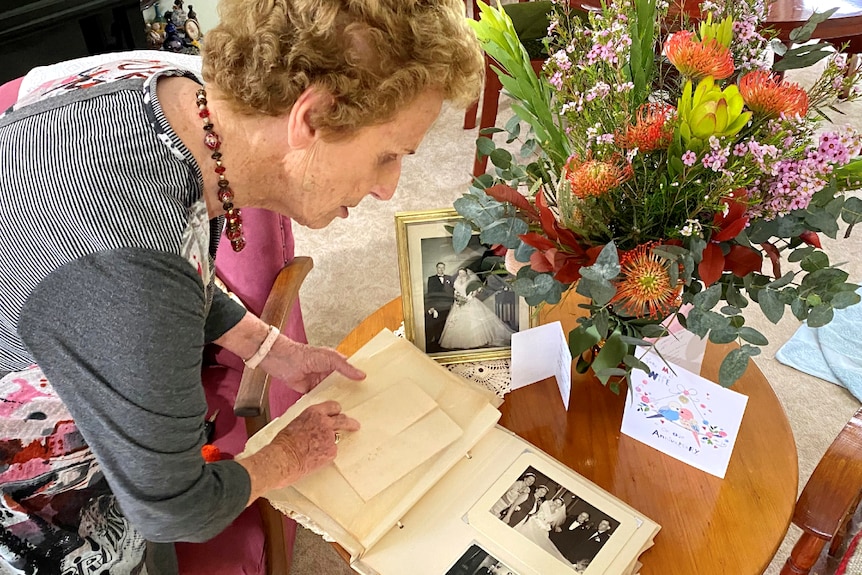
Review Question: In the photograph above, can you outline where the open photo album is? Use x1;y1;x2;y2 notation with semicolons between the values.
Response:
240;330;660;574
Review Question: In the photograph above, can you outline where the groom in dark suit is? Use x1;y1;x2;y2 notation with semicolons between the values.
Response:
571;519;613;563
425;262;455;352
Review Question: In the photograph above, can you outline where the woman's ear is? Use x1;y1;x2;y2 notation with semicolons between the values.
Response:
286;86;333;149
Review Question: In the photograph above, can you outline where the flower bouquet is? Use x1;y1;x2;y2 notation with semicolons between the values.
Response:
454;0;862;387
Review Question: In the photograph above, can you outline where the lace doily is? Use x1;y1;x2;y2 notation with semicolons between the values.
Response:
393;322;511;398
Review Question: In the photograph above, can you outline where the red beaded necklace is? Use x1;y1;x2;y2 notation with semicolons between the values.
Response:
196;88;246;252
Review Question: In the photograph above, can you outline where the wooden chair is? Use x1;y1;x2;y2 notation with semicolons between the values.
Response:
781;407;862;575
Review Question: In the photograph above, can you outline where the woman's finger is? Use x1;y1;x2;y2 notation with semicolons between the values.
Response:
330;413;361;432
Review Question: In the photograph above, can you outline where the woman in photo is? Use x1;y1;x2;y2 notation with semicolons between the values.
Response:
439;268;514;350
514;497;571;564
491;473;535;519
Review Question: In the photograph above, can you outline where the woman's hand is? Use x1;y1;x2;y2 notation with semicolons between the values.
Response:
260;336;365;393
238;401;360;503
213;314;364;393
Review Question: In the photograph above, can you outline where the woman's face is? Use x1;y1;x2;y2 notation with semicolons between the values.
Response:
287;89;444;229
458;269;467;278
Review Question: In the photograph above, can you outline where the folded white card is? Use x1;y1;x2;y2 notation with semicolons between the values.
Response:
510;321;572;409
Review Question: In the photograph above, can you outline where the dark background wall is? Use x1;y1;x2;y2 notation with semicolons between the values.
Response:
0;0;147;84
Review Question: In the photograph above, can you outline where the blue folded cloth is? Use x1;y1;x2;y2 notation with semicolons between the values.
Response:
776;288;862;403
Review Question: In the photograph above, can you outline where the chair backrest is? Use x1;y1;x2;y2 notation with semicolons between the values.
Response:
213;208;308;418
0;77;23;112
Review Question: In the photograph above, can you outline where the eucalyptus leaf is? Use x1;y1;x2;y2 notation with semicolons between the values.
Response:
718;347;756;387
593;333;628;385
476;137;496;157
489;148;513;169
788;246;814;263
693;283;722;310
831;290;861;309
767;272;795;289
708;328;739;344
568;325;600;357
451;220;474;254
807;304;834;328
685;308;729;337
738;326;768;346
639;323;668;338
758;289;785;323
843;197;862;225
725;283;748;308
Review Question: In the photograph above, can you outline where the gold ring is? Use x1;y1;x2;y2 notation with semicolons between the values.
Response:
334;432;341;445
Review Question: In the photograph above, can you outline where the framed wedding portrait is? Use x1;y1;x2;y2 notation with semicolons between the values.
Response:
395;208;532;364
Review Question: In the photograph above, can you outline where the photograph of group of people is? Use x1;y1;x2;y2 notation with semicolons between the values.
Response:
421;235;519;354
489;466;620;572
445;544;521;575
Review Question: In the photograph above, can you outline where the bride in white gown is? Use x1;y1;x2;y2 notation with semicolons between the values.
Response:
439;269;514;350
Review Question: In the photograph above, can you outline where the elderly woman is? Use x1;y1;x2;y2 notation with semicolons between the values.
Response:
0;0;482;572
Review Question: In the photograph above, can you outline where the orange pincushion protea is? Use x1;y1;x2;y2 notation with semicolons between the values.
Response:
664;31;734;80
616;103;676;152
564;154;633;199
611;244;682;318
738;70;809;118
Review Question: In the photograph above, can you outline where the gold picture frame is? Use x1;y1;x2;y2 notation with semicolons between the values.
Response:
395;208;533;364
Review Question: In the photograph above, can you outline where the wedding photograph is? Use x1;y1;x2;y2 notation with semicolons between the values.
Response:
487;465;620;571
444;544;521;575
395;209;531;363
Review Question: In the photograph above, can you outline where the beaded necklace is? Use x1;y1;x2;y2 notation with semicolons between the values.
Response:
195;88;245;252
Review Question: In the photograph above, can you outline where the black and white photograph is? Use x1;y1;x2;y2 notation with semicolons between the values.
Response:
444;543;521;575
396;209;531;364
487;465;620;573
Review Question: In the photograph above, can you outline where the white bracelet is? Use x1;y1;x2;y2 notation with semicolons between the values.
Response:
243;325;280;369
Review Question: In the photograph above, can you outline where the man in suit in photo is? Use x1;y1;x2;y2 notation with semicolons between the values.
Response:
425;261;455;352
571;519;614;564
550;510;593;562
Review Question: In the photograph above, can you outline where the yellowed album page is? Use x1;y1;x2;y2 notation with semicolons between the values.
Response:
239;330;502;557
354;427;660;575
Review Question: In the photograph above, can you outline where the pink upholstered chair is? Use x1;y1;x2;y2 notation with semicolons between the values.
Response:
1;77;307;574
176;208;311;575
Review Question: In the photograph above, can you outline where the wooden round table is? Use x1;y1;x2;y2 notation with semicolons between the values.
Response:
337;298;799;575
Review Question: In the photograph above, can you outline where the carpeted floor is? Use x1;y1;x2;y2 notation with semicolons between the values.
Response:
286;68;862;574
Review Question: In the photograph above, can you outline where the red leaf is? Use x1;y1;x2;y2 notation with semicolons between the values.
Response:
799;230;822;249
711;215;749;242
698;243;725;286
530;249;554;273
520;232;556;251
535;193;560;242
585;245;605;266
760;242;782;278
485;184;539;220
554;255;584;283
554;224;584;254
724;245;763;277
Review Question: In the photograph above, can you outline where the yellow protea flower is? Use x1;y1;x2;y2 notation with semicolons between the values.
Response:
677;76;752;153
